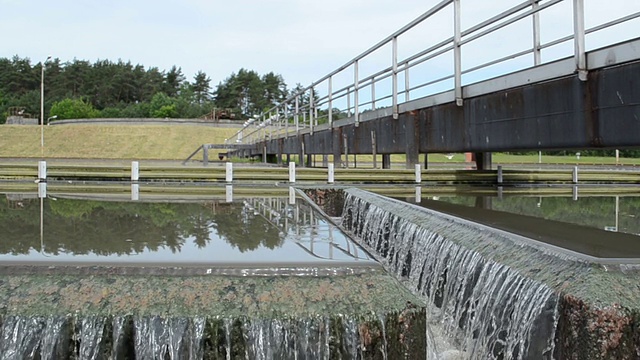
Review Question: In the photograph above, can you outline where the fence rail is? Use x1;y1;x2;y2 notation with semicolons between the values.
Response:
225;0;640;147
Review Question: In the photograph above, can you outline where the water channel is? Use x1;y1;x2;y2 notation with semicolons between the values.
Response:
0;183;638;359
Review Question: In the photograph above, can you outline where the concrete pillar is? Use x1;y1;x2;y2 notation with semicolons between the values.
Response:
286;154;291;164
131;184;139;201
382;154;391;169
131;161;139;182
328;163;335;184
289;162;296;183
38;161;47;181
305;154;312;167
322;155;328;167
474;152;492;170
225;162;233;182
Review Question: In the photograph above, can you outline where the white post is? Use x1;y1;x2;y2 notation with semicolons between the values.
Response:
289;186;296;205
289;161;296;183
354;60;359;127
131;184;139;201
38;160;47;181
454;0;463;106
572;166;579;184
616;149;620;165
497;165;503;184
328;163;335;184
131;161;139;182
225;185;233;203
392;37;399;119
415;186;422;203
415;164;421;183
573;0;587;81
225;162;233;182
38;182;47;199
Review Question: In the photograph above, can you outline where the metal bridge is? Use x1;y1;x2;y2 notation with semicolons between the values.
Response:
225;0;640;170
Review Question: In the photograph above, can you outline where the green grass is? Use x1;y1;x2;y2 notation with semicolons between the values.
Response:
0;125;241;160
0;124;637;165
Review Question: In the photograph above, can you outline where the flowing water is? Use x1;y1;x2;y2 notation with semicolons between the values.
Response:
342;191;560;360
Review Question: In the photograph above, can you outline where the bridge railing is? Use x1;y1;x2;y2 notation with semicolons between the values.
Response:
227;0;640;146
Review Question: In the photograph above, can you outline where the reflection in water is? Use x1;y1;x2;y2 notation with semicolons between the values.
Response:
400;189;640;236
395;191;640;259
0;189;374;267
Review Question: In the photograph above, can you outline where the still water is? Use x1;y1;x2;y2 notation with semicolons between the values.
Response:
394;187;640;260
0;188;375;270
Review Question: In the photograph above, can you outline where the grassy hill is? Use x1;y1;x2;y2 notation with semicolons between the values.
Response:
0;124;637;165
0;125;241;160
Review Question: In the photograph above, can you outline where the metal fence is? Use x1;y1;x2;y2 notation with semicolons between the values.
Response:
226;0;640;145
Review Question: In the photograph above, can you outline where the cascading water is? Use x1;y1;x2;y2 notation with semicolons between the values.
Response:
0;314;385;359
342;192;560;360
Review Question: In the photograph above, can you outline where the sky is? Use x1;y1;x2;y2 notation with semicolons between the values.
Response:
1;0;639;92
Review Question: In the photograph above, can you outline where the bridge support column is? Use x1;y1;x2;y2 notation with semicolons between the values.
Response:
306;154;312;167
332;130;342;167
423;153;429;170
277;140;283;165
405;114;420;169
474;152;492;170
286;154;291;165
382;154;391;169
322;155;328;167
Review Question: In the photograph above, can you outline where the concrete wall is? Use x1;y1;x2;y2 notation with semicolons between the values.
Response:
5;116;38;125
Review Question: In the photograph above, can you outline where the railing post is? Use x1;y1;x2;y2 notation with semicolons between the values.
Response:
225;162;233;182
328;163;335;184
309;87;314;135
573;0;587;81
131;161;139;182
415;164;421;183
497;165;503;184
532;0;541;66
295;95;300;134
405;66;410;101
347;86;351;117
38;160;47;182
454;0;463;106
572;166;579;184
392;36;399;119
354;60;359;127
328;76;333;127
289;161;296;183
284;103;289;137
371;76;376;110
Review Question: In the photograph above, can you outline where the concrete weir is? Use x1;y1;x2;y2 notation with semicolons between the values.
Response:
305;188;640;359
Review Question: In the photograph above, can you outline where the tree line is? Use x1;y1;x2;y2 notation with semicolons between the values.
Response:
0;56;292;122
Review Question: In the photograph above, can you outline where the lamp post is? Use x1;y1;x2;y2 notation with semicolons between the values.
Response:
40;55;52;152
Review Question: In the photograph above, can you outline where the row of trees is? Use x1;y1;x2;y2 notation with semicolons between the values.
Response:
0;56;292;122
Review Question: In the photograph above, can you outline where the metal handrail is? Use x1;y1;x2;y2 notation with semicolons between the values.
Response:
227;0;639;146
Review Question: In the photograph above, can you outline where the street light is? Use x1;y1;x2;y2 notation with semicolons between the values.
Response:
47;115;57;125
40;55;52;153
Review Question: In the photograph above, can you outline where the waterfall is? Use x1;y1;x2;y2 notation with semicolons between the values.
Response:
342;192;559;360
0;314;374;359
